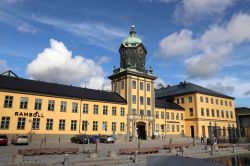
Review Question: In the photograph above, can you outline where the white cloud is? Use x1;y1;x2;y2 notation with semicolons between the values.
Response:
194;76;250;98
17;23;37;34
158;13;250;78
158;29;196;57
30;16;127;51
0;59;9;73
27;39;105;90
154;77;169;88
97;56;112;65
174;0;235;24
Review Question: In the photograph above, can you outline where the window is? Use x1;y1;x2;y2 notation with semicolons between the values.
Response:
121;81;124;89
230;111;233;119
166;112;169;119
171;112;175;120
229;101;232;107
220;100;223;105
177;125;180;132
0;117;10;129
161;124;165;132
147;83;150;92
147;97;150;105
176;113;179;120
181;113;183;120
181;98;184;104
83;104;88;114
212;109;215;117
120;107;125;116
20;97;28;109
120;122;125;132
132;95;136;104
216;110;220;117
140;96;144;105
17;117;25;130
176;98;179;104
93;121;98;131
206;108;210;117
172;124;175;132
112;122;116;131
189;108;193;116
103;106;108;115
211;98;214;104
72;102;78;113
32;118;40;130
114;83;117;91
102;121;107;131
34;98;42;110
48;100;55;111
60;101;67;112
221;110;224;118
140;82;143;90
59;119;65;130
71;120;77;131
4;96;13;108
205;97;209;103
147;110;151;116
200;96;203;103
156;124;159;132
132;109;137;115
132;80;136;89
201;108;204;116
216;99;219;105
225;100;228;106
93;105;98;114
226;111;229;118
161;112;164;119
112;106;117;116
140;109;144;116
46;119;53;130
167;124;170;132
156;111;159;119
82;120;88;131
188;96;192;103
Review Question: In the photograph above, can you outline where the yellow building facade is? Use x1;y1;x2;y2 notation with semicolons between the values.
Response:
0;25;236;141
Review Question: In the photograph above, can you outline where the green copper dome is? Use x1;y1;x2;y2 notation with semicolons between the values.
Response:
122;25;142;47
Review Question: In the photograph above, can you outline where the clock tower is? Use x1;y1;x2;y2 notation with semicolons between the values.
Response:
109;25;157;140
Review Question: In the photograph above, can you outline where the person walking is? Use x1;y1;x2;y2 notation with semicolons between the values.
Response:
201;134;205;144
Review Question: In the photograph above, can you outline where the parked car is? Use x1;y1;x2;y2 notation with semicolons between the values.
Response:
89;135;101;143
71;135;89;144
11;135;28;145
0;134;8;146
100;135;115;143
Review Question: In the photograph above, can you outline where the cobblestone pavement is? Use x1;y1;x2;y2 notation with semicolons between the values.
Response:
1;137;250;166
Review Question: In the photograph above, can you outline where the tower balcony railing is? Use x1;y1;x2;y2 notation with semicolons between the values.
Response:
129;114;154;121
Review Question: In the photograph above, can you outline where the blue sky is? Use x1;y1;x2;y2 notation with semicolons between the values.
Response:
0;0;250;107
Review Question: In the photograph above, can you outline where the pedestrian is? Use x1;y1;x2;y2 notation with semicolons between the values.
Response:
201;134;205;144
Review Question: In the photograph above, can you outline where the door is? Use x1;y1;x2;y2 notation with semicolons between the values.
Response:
190;126;195;138
137;122;147;140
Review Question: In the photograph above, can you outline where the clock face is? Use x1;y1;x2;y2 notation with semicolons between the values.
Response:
137;47;144;54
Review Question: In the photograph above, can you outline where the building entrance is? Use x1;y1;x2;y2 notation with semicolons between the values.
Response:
137;122;147;140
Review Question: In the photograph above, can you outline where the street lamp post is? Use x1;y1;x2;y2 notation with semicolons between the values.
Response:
29;119;33;143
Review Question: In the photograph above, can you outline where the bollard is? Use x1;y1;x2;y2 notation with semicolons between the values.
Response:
63;154;69;166
138;139;141;149
181;147;184;157
133;151;138;163
95;140;100;153
232;145;236;153
13;154;23;166
193;138;196;147
210;145;215;156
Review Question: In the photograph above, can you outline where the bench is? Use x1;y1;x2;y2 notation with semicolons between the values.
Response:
119;147;160;155
163;143;190;152
18;147;79;156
